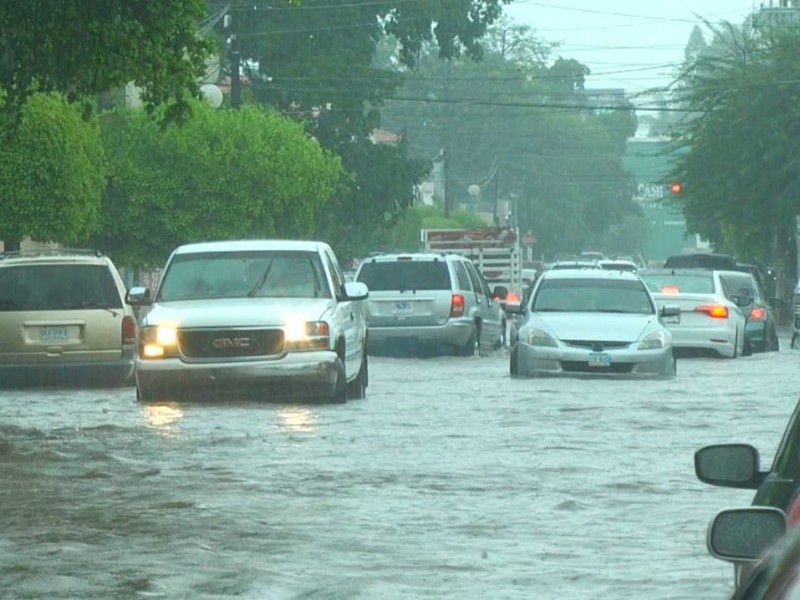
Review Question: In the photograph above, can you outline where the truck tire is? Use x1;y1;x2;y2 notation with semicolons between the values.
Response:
331;358;347;403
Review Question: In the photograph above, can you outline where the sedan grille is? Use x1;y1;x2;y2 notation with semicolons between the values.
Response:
561;361;634;374
179;329;284;358
564;340;630;350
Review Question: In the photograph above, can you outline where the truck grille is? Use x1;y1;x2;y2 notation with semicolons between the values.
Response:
179;328;284;358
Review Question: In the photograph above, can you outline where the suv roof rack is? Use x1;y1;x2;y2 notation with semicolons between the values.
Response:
0;248;105;260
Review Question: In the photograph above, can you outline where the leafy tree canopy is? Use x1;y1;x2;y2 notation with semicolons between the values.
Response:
0;1;214;129
94;102;341;268
380;19;638;259
0;94;105;245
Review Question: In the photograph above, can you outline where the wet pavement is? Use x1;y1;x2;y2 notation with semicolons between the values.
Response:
1;337;799;599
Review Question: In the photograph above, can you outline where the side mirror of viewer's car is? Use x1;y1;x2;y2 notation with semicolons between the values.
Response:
708;507;786;563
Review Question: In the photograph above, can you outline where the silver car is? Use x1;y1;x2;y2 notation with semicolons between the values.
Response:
354;252;508;356
127;240;369;403
509;268;678;377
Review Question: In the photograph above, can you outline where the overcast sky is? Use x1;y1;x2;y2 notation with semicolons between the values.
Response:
503;1;759;94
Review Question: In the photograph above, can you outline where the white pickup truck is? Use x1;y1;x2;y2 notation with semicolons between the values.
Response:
125;239;369;403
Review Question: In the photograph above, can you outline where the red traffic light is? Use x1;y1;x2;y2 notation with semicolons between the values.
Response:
669;182;683;194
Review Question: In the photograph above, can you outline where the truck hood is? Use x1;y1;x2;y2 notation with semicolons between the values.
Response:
142;298;334;328
529;313;656;343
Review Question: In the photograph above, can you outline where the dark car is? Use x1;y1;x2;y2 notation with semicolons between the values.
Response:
664;252;738;270
695;397;800;586
718;270;782;352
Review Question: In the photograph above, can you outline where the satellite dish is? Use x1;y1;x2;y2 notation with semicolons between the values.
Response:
200;84;224;108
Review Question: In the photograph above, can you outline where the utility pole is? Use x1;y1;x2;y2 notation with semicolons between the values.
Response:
226;8;241;109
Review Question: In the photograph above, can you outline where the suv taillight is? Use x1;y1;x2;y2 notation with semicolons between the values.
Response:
450;294;465;318
122;315;137;343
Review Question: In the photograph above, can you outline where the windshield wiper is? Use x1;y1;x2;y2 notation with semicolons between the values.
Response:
247;260;273;297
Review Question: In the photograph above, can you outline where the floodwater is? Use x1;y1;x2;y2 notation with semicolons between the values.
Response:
1;338;799;599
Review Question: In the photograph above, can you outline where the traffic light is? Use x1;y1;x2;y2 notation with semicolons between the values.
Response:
669;181;683;195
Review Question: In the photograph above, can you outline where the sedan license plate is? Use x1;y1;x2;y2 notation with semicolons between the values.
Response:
392;301;413;315
40;326;69;343
588;352;611;368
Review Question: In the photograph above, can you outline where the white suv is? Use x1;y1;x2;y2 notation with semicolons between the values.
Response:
0;249;137;387
127;239;369;403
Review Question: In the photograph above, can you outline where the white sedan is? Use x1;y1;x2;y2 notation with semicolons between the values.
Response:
508;269;679;378
638;268;749;358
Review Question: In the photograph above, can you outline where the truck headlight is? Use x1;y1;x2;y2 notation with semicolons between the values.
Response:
284;320;330;351
139;325;179;359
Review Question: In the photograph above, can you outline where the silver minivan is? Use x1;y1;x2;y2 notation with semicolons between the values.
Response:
355;252;508;356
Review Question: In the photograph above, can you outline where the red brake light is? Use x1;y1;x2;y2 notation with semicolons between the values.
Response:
694;304;729;319
749;307;765;320
661;285;680;294
506;291;518;303
122;315;138;343
788;491;800;529
450;294;465;318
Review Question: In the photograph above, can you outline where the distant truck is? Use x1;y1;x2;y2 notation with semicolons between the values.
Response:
420;227;523;305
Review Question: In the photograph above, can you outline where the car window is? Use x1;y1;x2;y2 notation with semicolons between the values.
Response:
640;272;715;294
720;273;760;302
157;250;330;300
532;277;654;314
356;259;451;291
452;261;472;292
0;264;122;311
463;261;485;296
324;250;344;296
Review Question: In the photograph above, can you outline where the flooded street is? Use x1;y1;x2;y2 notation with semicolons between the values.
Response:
2;339;800;600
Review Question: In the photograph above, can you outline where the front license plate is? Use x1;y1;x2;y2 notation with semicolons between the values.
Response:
588;352;611;367
40;326;69;343
392;301;412;315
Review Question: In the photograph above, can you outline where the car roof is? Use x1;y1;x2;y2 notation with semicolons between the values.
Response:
541;268;641;281
639;267;715;276
173;239;329;255
361;252;459;262
0;248;111;266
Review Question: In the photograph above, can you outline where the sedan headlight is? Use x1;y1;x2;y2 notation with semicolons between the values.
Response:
284;319;330;352
139;325;179;359
524;328;558;347
638;330;668;350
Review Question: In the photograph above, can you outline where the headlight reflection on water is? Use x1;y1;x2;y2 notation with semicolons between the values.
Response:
142;403;185;429
277;406;316;433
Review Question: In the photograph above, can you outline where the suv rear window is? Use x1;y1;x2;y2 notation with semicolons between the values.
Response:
0;264;122;311
357;260;451;291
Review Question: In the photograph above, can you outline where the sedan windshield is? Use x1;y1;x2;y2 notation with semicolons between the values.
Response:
531;278;654;314
157;251;331;301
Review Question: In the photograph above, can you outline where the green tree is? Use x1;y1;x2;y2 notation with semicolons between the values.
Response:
668;20;800;302
0;94;105;250
0;1;214;129
93;102;341;267
381;22;638;259
207;0;509;257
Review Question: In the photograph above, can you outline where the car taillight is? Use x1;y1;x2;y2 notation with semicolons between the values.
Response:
122;315;137;343
749;307;765;320
450;294;465;317
506;291;518;303
694;304;729;319
788;492;800;529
